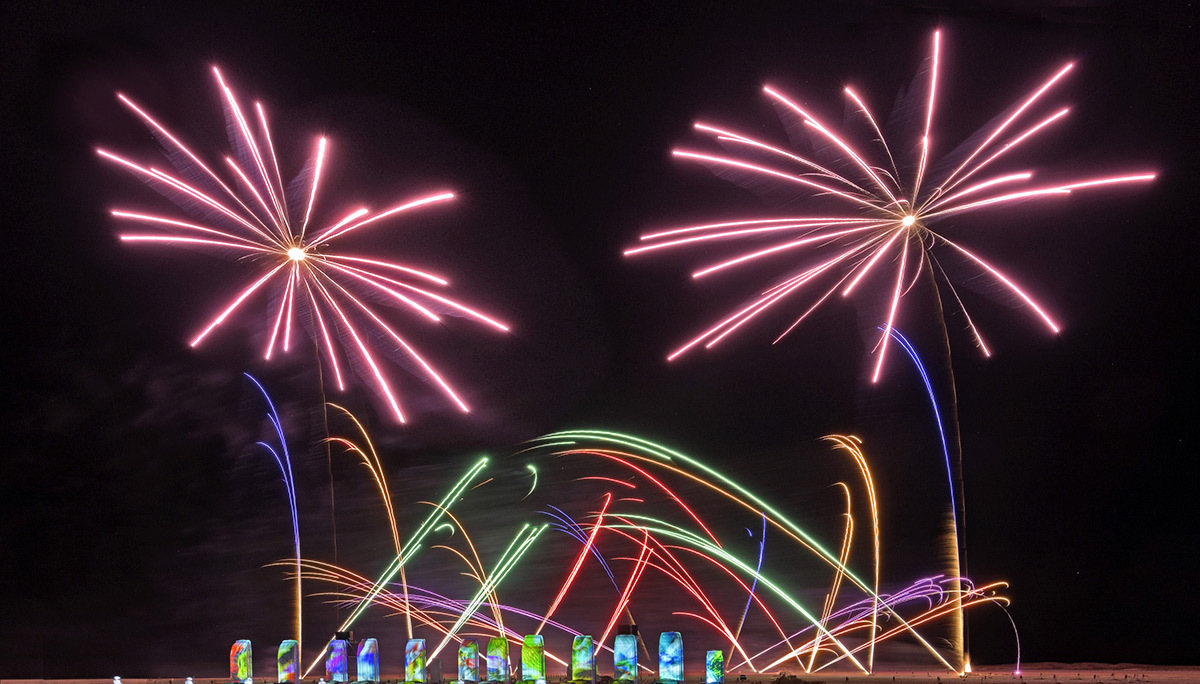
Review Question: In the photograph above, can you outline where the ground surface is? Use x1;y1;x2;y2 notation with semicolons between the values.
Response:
8;670;1200;684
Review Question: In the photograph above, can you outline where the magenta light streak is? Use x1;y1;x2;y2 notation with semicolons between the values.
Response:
310;192;456;246
321;254;448;285
843;87;898;177
301;137;327;236
264;266;292;360
764;86;901;205
102;67;508;421
930;109;1071;203
629;30;1154;377
871;238;909;383
911;30;940;202
640;216;870;243
190;263;288;348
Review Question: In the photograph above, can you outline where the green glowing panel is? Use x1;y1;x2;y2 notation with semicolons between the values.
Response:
230;640;252;683
277;640;297;683
521;635;545;683
658;632;682;683
358;639;379;683
328;640;350;683
570;636;594;683
486;637;509;682
705;651;723;684
406;639;427;683
613;634;637;683
459;639;479;682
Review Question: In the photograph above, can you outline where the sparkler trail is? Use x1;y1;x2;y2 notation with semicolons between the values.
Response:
252;415;1012;674
101;67;510;422
302;455;490;676
626;30;1154;376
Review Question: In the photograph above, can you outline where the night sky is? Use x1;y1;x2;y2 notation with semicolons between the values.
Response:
2;1;1197;678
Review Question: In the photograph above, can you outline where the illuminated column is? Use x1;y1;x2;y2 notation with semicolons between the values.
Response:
459;639;480;682
277;640;298;683
357;639;379;683
486;637;509;682
521;635;545;684
571;636;595;684
705;651;723;684
230;640;252;684
613;634;637;683
327;640;350;683
658;633;682;684
406;639;428;683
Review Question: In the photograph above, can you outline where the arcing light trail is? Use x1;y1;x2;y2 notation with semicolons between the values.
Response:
100;67;509;422
256;414;1010;674
244;374;304;665
887;327;967;668
626;30;1154;380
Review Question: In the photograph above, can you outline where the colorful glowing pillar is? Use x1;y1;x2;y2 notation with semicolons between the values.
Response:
278;641;298;683
327;640;350;682
521;635;545;684
485;637;509;682
613;634;637;683
358;639;379;683
570;636;595;683
705;651;723;684
406;639;428;683
459;640;479;682
658;633;682;684
230;640;252;684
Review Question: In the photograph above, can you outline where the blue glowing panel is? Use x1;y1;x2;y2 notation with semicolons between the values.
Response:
327;640;350;683
571;636;595;683
406;639;427;683
613;635;637;683
705;651;723;684
230;640;252;683
358;638;379;683
278;640;298;683
486;637;508;682
521;635;545;684
658;633;682;683
459;639;479;682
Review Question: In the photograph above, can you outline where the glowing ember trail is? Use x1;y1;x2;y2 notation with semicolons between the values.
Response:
627;30;1154;376
265;416;1016;675
100;67;510;422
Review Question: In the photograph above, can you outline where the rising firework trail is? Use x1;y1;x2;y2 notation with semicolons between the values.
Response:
626;30;1154;382
244;373;303;664
100;67;510;422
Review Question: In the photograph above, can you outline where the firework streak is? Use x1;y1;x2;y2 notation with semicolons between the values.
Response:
626;30;1153;380
100;68;509;422
269;425;1017;675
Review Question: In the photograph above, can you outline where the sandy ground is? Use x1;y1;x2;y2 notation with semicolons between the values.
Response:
7;670;1200;684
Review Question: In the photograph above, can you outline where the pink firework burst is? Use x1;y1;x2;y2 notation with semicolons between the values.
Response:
99;67;509;422
626;31;1154;381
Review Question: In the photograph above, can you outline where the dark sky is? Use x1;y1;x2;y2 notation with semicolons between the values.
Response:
2;0;1197;678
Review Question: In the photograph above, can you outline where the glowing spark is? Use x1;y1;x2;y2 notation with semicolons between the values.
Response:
629;30;1154;377
102;67;509;421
